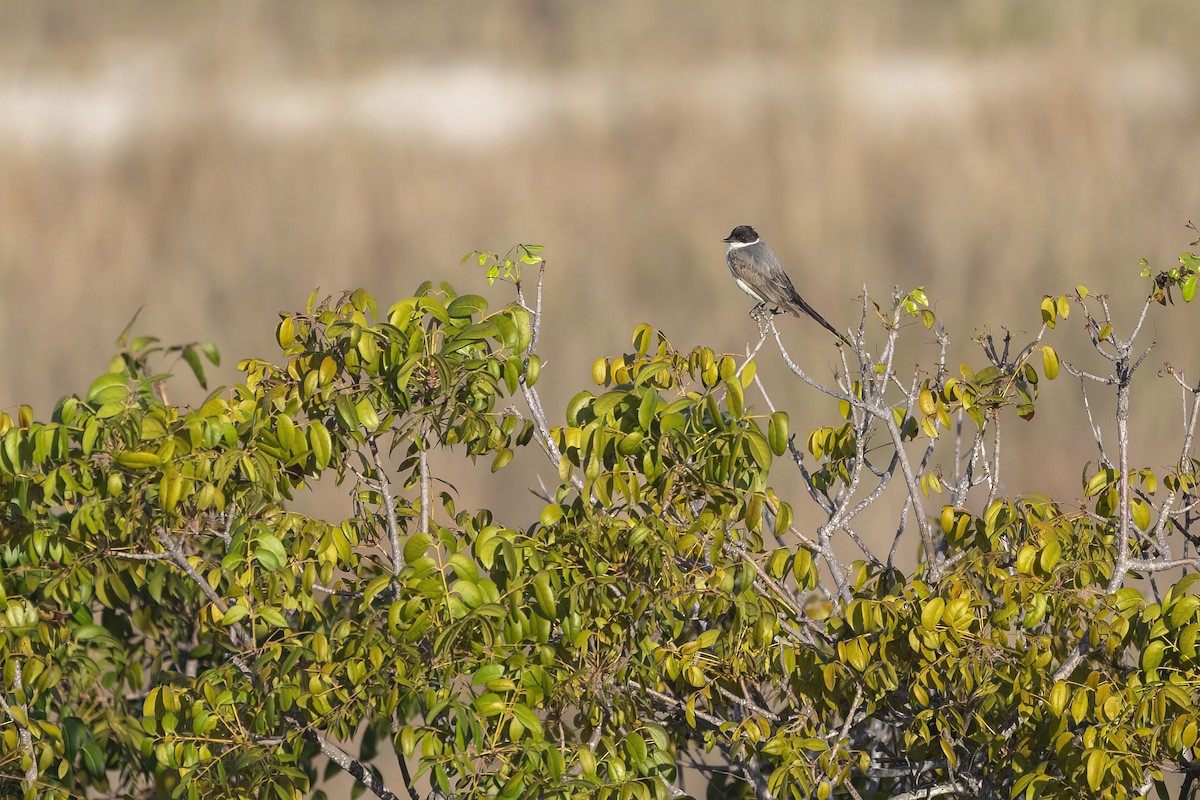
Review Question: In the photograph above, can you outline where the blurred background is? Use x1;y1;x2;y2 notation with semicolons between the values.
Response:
5;0;1200;533
3;3;1200;527
3;0;1199;794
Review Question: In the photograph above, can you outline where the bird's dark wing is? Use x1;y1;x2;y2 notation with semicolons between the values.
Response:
727;241;795;307
728;242;849;344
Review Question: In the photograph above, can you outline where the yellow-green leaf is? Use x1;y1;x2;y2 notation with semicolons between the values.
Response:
1048;682;1070;718
533;571;556;619
768;412;789;456
308;422;333;470
1040;296;1056;327
1041;346;1059;380
115;451;163;470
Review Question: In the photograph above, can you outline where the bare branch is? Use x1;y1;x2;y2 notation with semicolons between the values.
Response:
1126;295;1156;345
985;411;1001;508
1126;557;1200;573
888;783;969;800
715;683;782;723
879;409;939;579
369;437;405;579
110;550;171;561
768;320;855;404
1074;372;1109;464
1149;374;1200;550
515;263;583;491
630;679;727;729
313;582;363;598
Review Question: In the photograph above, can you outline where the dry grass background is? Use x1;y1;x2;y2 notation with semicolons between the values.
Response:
2;2;1200;791
3;0;1200;534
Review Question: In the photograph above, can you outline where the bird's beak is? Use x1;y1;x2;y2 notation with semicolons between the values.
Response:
721;236;735;243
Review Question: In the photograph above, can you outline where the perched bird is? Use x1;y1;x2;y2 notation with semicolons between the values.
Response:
723;224;848;345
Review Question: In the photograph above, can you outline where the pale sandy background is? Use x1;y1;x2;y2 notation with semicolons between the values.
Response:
2;2;1199;793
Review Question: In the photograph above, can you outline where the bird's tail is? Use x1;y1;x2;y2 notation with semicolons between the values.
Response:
788;293;850;346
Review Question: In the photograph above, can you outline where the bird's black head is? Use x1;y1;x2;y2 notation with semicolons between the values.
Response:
722;225;760;244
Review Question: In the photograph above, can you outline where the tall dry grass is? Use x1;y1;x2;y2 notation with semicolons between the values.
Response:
0;4;1196;508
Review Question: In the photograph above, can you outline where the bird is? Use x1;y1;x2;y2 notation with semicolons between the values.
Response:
723;224;849;345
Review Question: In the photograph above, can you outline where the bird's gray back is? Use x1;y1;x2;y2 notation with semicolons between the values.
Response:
726;241;802;308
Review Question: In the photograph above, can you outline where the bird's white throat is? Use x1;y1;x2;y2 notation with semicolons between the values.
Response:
726;239;761;249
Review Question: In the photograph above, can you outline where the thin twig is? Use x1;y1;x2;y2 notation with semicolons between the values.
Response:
369;438;405;579
888;782;969;800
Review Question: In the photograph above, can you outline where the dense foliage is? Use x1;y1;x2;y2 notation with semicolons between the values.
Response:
2;245;1200;800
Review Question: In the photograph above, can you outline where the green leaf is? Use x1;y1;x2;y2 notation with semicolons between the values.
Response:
725;379;744;418
1048;682;1070;718
1183;273;1198;303
1071;687;1090;724
115;451;163;470
1040;296;1056;327
921;597;945;630
624;731;647;762
1041;346;1059;380
533;571;556;619
566;392;593;426
1039;540;1061;572
1131;499;1151;531
540;504;563;528
86;373;129;405
475;693;505;716
221;603;249;626
404;533;432;564
491;447;514;472
1085;468;1118;498
81;742;106;779
1142;640;1166;670
277;317;296;349
255;534;287;571
511;703;543;740
746;431;772;471
1086;749;1107;791
768;412;789;456
74;623;110;641
181;346;207;388
334;395;361;432
638;389;659;431
308;422;333;470
472;664;505;685
447;294;488;319
257;606;288;628
197;340;221;366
